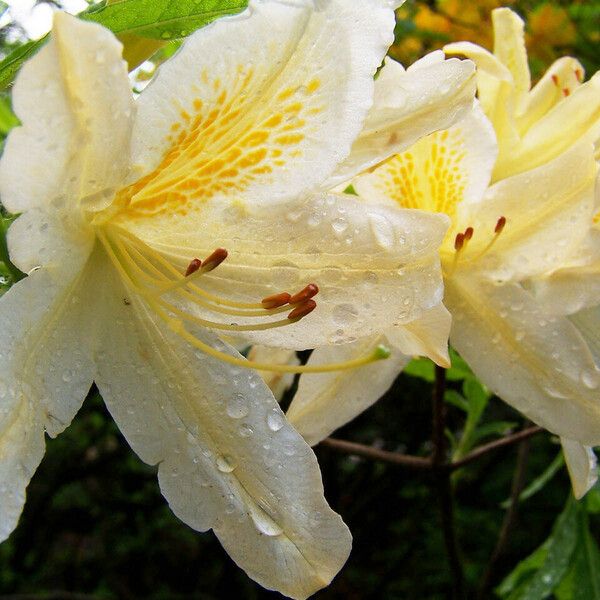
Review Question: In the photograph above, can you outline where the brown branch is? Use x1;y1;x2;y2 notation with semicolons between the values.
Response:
450;426;543;470
319;437;432;469
476;437;532;599
320;426;544;472
432;366;465;599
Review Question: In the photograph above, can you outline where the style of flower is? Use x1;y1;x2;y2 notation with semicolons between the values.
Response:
0;2;477;597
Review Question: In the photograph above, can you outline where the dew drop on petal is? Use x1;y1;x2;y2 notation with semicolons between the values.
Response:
266;410;284;432
226;393;249;419
216;455;236;473
238;424;254;437
250;509;283;537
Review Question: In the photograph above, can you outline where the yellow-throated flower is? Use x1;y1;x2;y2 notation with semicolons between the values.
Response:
287;100;600;497
0;2;477;597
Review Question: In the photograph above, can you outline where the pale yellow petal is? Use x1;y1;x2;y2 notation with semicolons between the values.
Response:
561;438;598;500
326;52;476;187
494;72;600;181
491;8;531;102
287;336;409;446
93;254;351;599
0;243;98;541
0;12;133;214
446;275;600;445
463;141;597;282
247;345;299;401
385;302;451;367
117;0;396;225
127;192;449;349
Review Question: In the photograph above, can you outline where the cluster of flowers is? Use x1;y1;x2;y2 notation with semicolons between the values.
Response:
0;1;598;598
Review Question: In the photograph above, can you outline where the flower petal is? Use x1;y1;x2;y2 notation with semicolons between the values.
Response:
287;336;408;446
131;192;449;349
247;345;299;401
491;8;530;102
494;72;600;180
561;438;598;500
120;0;396;221
353;102;497;245
0;12;133;214
0;244;97;541
463;141;597;282
93;256;351;599
385;302;451;367
325;52;476;187
446;275;600;445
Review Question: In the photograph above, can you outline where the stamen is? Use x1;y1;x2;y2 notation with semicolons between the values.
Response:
202;248;228;271
495;216;506;234
562;87;570;97
551;74;560;86
289;283;319;305
99;227;388;374
454;232;465;251
575;68;584;83
288;299;317;320
185;258;202;276
463;226;474;241
262;292;292;309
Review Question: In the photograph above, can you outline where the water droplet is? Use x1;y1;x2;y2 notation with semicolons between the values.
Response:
331;217;348;235
581;370;599;389
266;410;284;432
250;509;283;537
62;370;74;383
226;394;249;419
238;424;254;437
216;455;236;473
160;30;173;39
369;213;395;249
332;303;359;326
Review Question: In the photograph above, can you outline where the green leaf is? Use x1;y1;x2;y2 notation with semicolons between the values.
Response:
403;357;435;382
445;347;473;381
0;0;249;90
497;496;579;600
0;95;19;136
555;506;600;600
496;539;551;598
0;214;24;284
471;421;517;445
0;39;46;92
500;453;564;509
83;0;249;39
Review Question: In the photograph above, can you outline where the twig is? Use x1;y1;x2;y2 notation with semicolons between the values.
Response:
476;437;532;599
319;437;432;469
320;427;544;472
450;426;542;470
431;366;465;600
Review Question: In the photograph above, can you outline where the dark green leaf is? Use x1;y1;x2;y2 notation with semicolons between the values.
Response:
403;357;435;382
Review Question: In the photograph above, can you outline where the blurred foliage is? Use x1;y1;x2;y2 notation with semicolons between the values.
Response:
0;0;599;599
391;0;600;79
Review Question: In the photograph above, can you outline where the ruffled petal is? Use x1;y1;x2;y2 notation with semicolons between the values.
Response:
446;275;600;445
0;12;133;214
325;52;476;187
0;241;97;541
561;438;598;500
462;141;597;282
118;0;396;222
287;336;408;446
93;254;351;599
124;192;449;349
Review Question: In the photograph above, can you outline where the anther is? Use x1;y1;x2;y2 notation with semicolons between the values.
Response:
495;216;506;234
575;68;583;83
289;283;319;305
262;292;292;309
185;258;202;276
562;87;570;97
454;232;465;251
463;226;474;241
202;248;228;271
288;299;317;320
551;74;559;86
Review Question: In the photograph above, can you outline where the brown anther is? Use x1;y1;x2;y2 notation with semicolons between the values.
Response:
562;87;570;97
202;248;228;271
495;216;506;234
575;68;583;83
289;283;319;305
288;299;317;320
464;226;474;241
185;258;202;276
454;232;465;251
262;292;291;309
551;74;559;86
